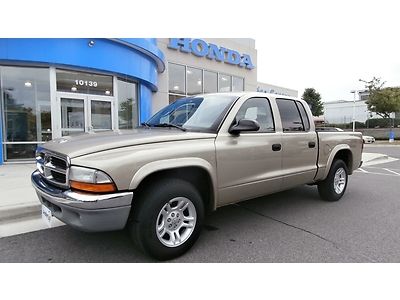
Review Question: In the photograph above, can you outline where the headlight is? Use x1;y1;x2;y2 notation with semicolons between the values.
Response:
69;166;116;193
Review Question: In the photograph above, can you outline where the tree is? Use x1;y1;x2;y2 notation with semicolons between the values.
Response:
363;77;400;120
301;88;324;116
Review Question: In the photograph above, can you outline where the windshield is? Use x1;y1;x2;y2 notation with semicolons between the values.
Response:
145;94;238;132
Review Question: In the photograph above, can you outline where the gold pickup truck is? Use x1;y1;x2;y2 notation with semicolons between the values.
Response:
32;92;363;260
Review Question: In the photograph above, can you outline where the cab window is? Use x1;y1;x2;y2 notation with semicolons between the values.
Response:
276;99;305;132
234;97;275;132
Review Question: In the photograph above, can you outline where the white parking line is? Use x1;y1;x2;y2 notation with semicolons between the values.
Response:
366;166;400;172
355;170;399;177
358;168;368;173
383;168;400;176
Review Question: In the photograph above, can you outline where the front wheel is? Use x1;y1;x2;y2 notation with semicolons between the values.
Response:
317;159;348;202
128;178;204;260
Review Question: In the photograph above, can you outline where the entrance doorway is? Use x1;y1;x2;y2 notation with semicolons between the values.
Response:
56;93;115;137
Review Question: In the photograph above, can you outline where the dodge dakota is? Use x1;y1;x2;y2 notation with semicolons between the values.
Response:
32;92;363;260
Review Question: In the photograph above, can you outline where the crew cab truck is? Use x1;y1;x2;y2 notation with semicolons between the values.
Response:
32;92;363;260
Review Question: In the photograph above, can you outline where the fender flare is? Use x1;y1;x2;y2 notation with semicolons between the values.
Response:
322;144;352;179
129;157;218;210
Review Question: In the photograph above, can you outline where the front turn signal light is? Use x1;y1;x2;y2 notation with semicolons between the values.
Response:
70;180;117;193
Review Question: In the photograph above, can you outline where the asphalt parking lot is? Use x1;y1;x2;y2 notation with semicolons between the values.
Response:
0;145;399;263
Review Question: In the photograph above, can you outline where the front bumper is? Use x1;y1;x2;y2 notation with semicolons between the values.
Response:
31;170;133;232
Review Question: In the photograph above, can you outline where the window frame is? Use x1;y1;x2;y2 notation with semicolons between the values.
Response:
276;98;306;133
295;101;311;132
233;97;276;134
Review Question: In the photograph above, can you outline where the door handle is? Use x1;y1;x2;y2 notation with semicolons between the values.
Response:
272;144;282;151
308;141;316;148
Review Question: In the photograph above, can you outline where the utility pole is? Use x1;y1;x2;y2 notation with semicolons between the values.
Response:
350;90;357;132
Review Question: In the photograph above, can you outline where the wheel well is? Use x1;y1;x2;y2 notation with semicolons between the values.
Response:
333;149;353;172
134;167;214;214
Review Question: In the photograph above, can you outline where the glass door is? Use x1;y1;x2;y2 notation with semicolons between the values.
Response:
60;98;85;136
57;94;114;137
88;98;113;132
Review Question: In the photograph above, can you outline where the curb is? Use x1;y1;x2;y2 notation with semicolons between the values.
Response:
0;203;41;223
361;153;397;167
362;153;388;163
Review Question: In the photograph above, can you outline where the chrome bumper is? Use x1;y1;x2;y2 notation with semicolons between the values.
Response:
31;170;133;232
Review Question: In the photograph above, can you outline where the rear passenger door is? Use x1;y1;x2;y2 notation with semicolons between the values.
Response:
276;99;318;188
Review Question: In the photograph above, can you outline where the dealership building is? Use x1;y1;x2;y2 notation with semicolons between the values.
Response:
0;38;297;163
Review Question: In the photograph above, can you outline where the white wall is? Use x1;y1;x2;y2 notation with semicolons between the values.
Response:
256;81;298;97
323;100;376;124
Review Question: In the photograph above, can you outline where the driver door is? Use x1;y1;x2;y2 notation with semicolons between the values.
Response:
215;97;283;206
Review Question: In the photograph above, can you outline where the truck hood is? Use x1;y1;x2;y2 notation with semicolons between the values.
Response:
42;128;216;158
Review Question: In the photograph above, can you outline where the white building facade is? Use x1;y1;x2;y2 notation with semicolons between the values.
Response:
154;38;297;114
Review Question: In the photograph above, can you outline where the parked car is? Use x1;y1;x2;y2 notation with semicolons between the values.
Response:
362;135;375;144
32;92;363;260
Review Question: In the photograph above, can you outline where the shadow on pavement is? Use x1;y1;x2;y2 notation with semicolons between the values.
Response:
0;185;324;263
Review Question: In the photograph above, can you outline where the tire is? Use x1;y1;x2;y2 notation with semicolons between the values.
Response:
317;159;349;202
128;178;204;260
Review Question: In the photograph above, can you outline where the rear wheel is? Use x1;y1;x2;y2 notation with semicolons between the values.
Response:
128;178;204;260
318;159;348;202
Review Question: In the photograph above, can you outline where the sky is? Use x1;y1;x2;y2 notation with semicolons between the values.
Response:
253;1;400;102
2;0;399;103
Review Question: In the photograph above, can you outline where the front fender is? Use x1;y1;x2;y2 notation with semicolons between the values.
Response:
129;157;218;209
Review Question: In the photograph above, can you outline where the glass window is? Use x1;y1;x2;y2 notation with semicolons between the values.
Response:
276;99;305;132
5;144;38;160
169;94;185;104
232;76;244;92
39;104;52;141
296;101;310;131
218;74;231;92
168;63;185;94
1;66;51;160
56;69;113;96
235;98;274;132
204;71;217;93
186;67;203;95
117;79;138;129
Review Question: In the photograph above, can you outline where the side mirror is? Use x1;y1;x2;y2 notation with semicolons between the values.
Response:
229;119;260;135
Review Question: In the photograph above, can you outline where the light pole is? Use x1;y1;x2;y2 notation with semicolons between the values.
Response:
350;90;357;132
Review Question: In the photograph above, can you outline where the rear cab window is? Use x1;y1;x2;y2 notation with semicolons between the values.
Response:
276;99;306;132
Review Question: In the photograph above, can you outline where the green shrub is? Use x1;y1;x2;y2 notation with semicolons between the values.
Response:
366;118;400;128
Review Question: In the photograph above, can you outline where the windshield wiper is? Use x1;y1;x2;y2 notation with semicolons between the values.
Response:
140;122;151;128
153;123;187;131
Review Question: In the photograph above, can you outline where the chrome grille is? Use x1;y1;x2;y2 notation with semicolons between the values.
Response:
36;148;69;188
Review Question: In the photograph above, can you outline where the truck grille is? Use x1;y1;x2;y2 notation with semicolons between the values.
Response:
36;149;70;188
